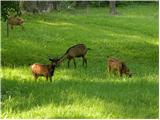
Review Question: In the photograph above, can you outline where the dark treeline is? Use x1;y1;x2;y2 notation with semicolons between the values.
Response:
21;1;108;13
1;1;158;21
18;1;159;13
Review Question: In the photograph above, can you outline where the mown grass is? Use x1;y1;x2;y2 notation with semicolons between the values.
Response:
1;3;159;118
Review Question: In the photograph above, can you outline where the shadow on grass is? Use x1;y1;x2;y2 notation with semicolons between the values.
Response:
1;77;158;118
1;17;158;68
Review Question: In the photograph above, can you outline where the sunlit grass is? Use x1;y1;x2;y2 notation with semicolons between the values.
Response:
38;20;75;26
1;3;159;119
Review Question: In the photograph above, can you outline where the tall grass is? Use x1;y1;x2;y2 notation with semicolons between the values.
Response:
1;3;159;118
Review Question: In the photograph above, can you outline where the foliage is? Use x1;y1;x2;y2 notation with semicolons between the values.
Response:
116;1;158;7
1;3;158;119
1;1;21;21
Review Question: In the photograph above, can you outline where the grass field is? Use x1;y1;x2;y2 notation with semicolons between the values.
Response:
1;3;159;118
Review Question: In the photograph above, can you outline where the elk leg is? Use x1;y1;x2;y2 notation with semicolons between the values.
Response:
82;57;85;66
34;74;38;81
10;25;13;29
120;69;123;77
73;58;76;68
108;65;111;73
49;77;52;82
46;75;48;81
82;56;87;66
84;58;87;67
68;59;70;68
21;25;24;31
113;71;117;76
82;56;87;67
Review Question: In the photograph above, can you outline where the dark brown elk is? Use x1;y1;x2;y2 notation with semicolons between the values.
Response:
30;58;59;82
50;44;91;68
107;57;132;77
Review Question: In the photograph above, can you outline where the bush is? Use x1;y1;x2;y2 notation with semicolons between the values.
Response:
1;1;21;21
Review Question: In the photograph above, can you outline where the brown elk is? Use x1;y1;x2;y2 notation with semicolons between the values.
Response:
50;44;91;68
107;57;132;77
7;16;24;30
7;16;24;37
30;58;59;82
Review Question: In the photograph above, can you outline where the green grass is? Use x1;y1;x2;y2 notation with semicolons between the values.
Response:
1;3;159;118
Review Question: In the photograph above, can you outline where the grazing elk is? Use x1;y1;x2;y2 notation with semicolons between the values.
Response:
7;16;24;30
50;44;91;68
107;57;132;77
7;16;24;37
30;58;59;82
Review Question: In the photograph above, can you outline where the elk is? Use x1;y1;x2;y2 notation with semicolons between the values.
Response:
30;58;59;82
7;16;24;30
7;16;24;37
107;57;132;77
50;44;91;68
